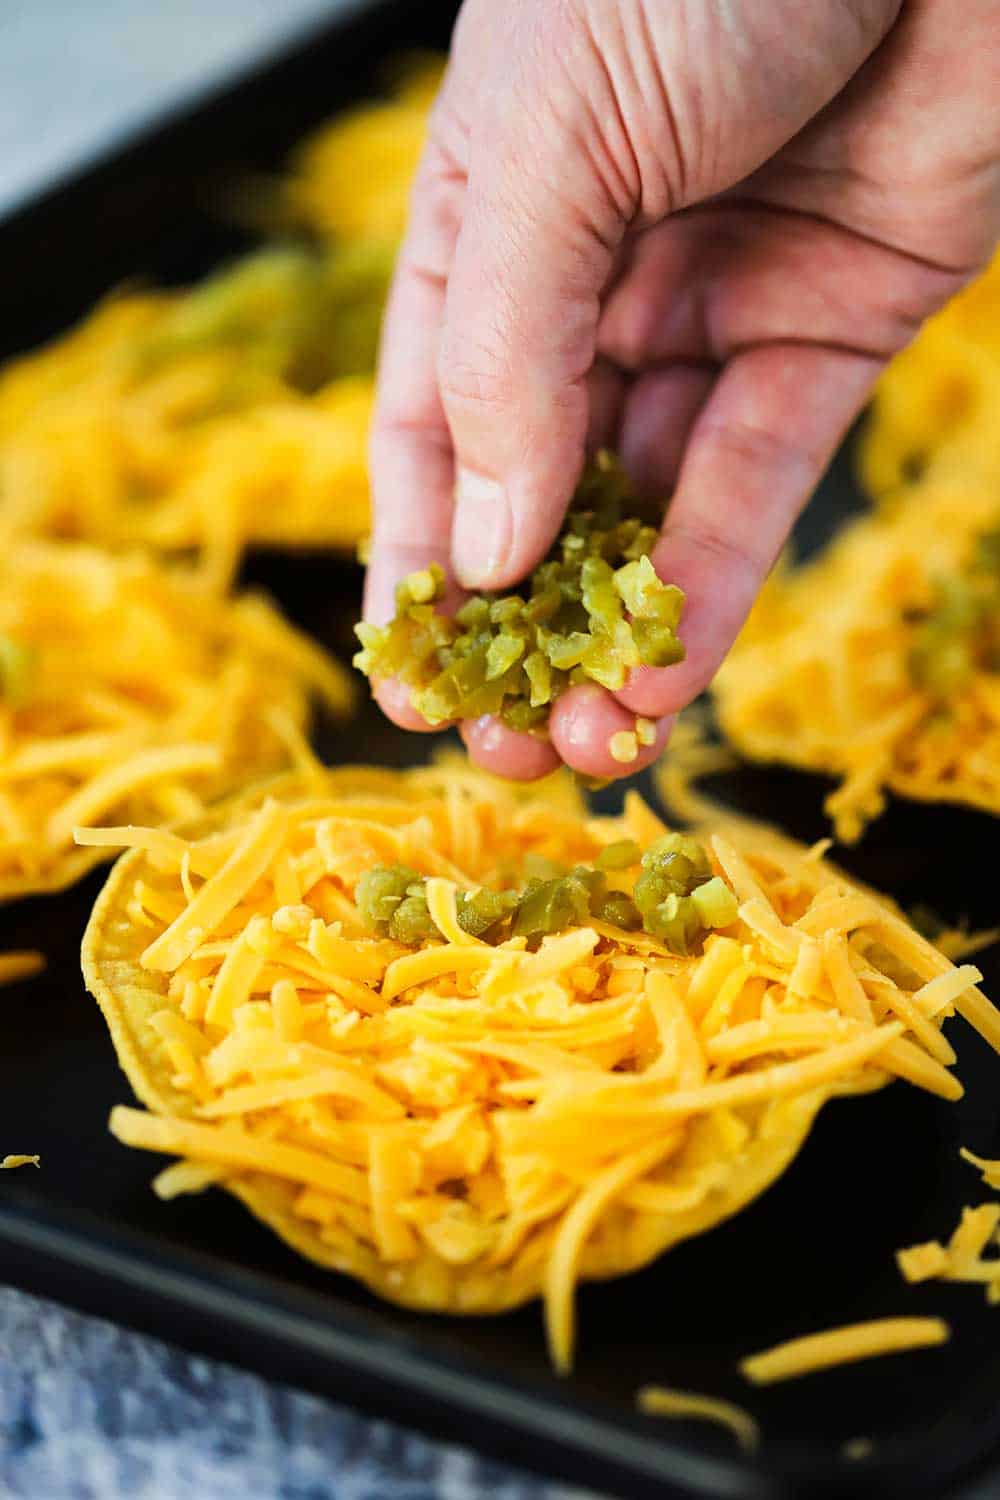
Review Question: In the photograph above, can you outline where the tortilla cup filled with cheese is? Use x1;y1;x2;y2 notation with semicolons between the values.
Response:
80;758;1000;1369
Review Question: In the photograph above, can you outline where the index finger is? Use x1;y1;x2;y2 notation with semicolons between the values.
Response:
364;116;466;631
363;111;469;731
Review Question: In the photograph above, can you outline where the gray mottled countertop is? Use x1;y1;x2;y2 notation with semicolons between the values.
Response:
0;1285;591;1500
0;0;367;217
0;4;581;1496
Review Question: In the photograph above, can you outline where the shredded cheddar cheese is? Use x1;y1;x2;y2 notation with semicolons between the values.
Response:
0;951;45;986
859;248;1000;499
0;291;374;588
0;60;445;585
0;539;351;898
962;1147;1000;1190
636;1385;759;1453
80;757;1000;1371
712;471;1000;841
896;1149;1000;1304
740;1317;950;1385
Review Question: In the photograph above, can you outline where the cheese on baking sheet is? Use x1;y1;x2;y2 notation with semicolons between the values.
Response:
740;1317;950;1385
896;1149;1000;1303
0;951;44;986
637;1385;759;1453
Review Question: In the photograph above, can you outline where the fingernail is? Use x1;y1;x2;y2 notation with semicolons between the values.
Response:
452;468;511;588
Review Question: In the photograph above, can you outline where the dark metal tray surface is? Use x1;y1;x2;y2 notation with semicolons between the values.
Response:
0;5;997;1497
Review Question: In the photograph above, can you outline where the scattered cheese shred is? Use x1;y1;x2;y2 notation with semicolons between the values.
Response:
636;1385;760;1454
740;1317;950;1385
962;1147;1000;1190
0;540;351;898
896;1148;1000;1303
1;1155;40;1170
81;756;999;1370
425;877;486;948
896;1241;952;1284
0;951;45;986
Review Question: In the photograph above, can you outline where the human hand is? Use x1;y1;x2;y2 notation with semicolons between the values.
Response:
365;0;1000;780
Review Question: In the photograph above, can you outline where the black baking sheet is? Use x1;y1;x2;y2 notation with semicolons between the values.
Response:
0;5;998;1498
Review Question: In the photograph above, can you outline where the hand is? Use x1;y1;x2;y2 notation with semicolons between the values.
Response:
365;0;1000;780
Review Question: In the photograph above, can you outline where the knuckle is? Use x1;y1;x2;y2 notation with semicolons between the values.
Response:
666;517;769;586
838;0;902;43
437;326;517;416
437;357;515;419
698;415;816;492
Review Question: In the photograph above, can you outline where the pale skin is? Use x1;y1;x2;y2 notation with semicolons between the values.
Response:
365;0;1000;781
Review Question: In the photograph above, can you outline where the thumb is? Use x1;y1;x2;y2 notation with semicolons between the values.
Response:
440;21;625;589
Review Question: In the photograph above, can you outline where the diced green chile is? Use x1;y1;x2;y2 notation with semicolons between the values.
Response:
908;520;1000;698
390;894;440;944
354;864;423;930
630;833;729;958
457;887;522;937
595;839;641;871
512;865;604;943
353;453;685;736
143;241;394;391
591;891;642;930
355;828;737;957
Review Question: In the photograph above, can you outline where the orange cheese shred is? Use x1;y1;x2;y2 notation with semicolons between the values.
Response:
0;540;351;900
740;1317;950;1385
637;1385;760;1454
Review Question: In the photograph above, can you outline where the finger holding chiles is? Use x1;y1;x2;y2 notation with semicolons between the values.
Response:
353;454;684;780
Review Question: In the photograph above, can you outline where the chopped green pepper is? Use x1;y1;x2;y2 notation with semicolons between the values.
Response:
143;241;394;391
595;839;641;871
353;452;685;736
355;826;736;957
908;519;1000;698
